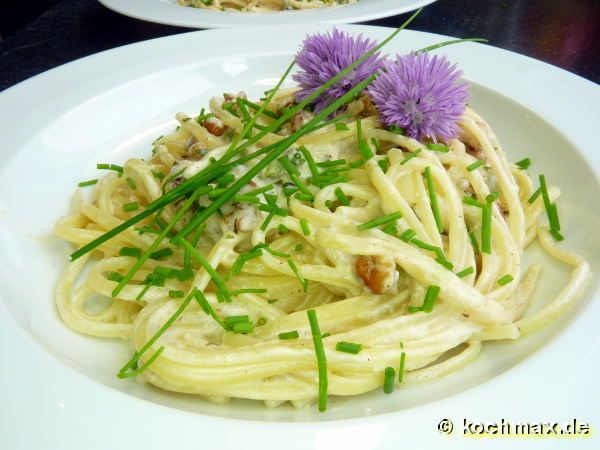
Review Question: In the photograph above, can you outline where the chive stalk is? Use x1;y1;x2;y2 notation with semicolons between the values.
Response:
307;309;328;412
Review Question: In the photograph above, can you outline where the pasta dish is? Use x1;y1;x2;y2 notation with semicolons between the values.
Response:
177;0;356;12
54;17;590;412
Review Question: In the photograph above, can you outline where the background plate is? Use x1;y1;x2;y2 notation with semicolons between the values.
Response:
98;0;437;28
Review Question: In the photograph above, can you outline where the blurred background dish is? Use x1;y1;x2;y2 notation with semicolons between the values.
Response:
96;0;437;28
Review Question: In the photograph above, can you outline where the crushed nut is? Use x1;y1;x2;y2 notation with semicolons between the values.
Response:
356;255;398;294
204;117;228;136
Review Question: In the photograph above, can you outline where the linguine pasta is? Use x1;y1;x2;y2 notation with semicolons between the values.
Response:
54;86;590;408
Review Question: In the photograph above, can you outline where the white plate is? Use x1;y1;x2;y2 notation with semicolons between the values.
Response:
1;25;599;450
98;0;437;28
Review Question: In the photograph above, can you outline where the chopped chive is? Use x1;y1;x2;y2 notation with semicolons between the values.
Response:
378;158;390;173
254;243;291;258
486;192;499;203
288;259;308;292
244;184;274;196
538;175;563;240
181;240;231;303
422;285;441;312
232;322;253;334
238;98;279;119
468;230;480;253
126;177;137;190
307;309;328;412
383;367;396;394
371;137;381;152
290;174;312;198
279;331;300;340
408;285;440;313
118;346;165;379
335;341;362;354
150;248;173;260
234;194;260;204
151;169;165;180
300;218;311;236
168;290;184;298
497;274;514;286
398;345;406;383
515;158;531;170
224;315;250;328
97;163;124;173
267;299;278;304
356;120;375;161
257;318;267;326
294;244;304;252
123;202;139;212
424;166;444;234
481;204;492;254
217;173;235;187
528;187;542;204
357;211;402;231
278;156;300;177
175;267;194;282
456;266;474;278
322;166;350;174
317;159;346;168
119;247;142;258
435;257;454;270
226;249;263;280
135;226;159;235
78;179;98;187
466;160;484;172
427;143;449;153
399;229;416;242
382;223;398;236
455;189;476;206
208;187;226;200
229;288;268;295
317;173;350;187
400;148;422;165
299;146;320;181
548;202;561;232
264;193;278;206
106;271;124;282
154;266;175;278
349;159;365;168
321;332;331;339
335;123;349;131
389;124;406;135
183;223;205;269
278;224;289;233
118;288;197;377
260;210;275;231
193;290;227;330
294;193;314;202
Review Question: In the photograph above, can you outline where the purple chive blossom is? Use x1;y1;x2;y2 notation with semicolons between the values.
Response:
368;52;469;142
293;29;384;113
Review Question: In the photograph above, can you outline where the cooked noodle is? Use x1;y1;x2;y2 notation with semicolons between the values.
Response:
55;87;590;407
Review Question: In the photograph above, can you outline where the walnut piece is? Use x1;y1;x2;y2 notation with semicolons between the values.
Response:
356;255;397;294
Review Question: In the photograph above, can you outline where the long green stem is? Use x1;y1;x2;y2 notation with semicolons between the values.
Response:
70;9;422;262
